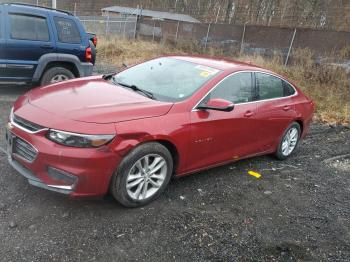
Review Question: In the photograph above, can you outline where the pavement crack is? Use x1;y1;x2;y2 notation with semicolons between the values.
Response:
323;153;350;164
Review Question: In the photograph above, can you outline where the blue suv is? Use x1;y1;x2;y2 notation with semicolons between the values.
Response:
0;3;96;86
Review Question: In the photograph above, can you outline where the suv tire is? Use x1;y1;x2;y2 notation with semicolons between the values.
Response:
40;67;75;86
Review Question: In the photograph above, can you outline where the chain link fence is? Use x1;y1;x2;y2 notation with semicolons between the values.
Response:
79;16;137;38
80;14;350;65
1;0;349;64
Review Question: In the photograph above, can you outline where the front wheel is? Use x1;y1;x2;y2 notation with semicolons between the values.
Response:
110;142;173;207
275;122;301;160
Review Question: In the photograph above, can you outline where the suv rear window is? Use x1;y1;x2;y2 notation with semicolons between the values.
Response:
10;14;49;41
54;17;81;44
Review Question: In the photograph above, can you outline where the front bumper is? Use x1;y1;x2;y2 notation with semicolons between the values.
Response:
6;123;120;197
79;62;94;77
8;156;72;195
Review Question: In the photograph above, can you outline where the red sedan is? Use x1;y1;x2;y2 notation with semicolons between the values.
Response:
6;56;314;207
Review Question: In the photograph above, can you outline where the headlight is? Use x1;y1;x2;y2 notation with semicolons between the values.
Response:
47;129;115;148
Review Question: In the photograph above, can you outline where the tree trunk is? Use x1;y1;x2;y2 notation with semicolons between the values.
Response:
224;0;234;23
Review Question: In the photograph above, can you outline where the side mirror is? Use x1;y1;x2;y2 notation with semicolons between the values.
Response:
197;98;234;112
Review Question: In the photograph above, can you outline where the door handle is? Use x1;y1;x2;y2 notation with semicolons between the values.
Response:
244;111;254;117
283;105;291;111
40;44;53;49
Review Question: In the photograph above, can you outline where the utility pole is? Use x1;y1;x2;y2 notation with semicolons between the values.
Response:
285;28;297;66
52;0;57;9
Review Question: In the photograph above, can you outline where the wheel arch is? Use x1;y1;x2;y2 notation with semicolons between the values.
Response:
41;61;79;78
294;119;304;135
33;53;83;82
114;136;180;177
153;139;179;176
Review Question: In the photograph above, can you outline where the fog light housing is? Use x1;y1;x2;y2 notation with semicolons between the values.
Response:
47;167;78;190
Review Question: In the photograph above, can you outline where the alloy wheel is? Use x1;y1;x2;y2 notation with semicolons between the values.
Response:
281;127;299;156
126;154;167;200
50;74;69;83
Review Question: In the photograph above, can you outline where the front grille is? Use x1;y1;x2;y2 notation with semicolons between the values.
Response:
13;136;38;163
13;115;45;133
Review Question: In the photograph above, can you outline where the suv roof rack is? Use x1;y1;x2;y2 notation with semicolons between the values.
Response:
4;3;73;16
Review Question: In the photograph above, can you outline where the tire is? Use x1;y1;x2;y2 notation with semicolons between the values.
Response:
275;122;301;160
40;67;75;86
111;142;173;207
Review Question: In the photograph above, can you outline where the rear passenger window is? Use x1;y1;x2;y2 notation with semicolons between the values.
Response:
10;14;49;41
54;17;81;44
256;73;284;100
282;81;296;96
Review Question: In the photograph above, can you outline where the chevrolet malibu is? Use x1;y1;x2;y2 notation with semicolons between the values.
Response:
6;56;314;207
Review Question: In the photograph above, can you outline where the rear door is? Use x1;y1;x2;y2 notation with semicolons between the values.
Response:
254;72;298;151
4;6;55;81
52;16;85;62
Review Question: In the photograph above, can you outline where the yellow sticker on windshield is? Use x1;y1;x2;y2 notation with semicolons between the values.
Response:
200;71;210;77
195;65;219;75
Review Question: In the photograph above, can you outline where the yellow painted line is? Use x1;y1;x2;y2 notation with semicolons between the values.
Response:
248;170;262;179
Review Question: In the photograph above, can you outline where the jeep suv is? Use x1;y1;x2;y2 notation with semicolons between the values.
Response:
0;3;96;86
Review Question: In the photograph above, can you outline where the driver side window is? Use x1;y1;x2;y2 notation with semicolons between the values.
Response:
208;72;253;103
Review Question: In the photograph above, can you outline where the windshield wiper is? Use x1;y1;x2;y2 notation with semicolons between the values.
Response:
102;72;117;80
115;81;154;99
103;63;128;80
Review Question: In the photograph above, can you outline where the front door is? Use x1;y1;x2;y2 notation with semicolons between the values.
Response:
4;6;54;81
187;72;259;172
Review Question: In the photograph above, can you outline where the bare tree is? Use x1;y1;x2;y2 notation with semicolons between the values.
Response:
224;0;234;22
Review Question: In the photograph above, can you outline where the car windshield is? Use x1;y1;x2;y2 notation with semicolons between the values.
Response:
112;58;221;102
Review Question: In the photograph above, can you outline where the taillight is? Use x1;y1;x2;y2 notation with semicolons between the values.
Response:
93;36;97;46
85;47;92;63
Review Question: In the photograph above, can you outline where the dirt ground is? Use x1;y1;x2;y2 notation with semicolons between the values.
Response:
0;83;349;262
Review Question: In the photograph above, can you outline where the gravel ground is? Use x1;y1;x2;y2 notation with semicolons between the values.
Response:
0;83;349;262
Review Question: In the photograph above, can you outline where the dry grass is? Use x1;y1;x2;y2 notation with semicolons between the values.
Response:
97;37;350;125
97;37;182;67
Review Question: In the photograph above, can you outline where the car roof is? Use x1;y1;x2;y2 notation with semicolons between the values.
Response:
169;55;268;73
1;3;73;16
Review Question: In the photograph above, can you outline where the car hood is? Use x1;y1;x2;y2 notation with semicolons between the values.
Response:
27;76;173;124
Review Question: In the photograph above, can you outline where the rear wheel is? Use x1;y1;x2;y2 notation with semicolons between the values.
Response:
111;142;173;207
40;67;75;86
275;122;301;160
